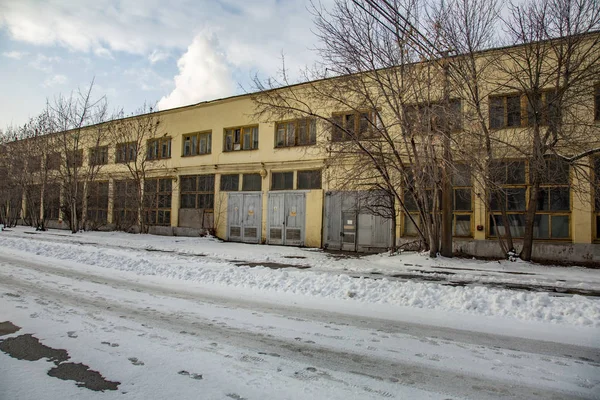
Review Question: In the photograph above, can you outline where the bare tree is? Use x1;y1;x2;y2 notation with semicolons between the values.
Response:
49;81;108;233
495;0;600;260
254;0;463;257
106;104;166;234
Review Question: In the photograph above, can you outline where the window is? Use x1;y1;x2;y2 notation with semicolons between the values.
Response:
453;164;472;237
113;180;138;228
526;90;558;127
147;137;171;160
46;152;61;170
331;110;380;141
87;181;108;224
89;146;108;166
404;99;462;134
144;178;172;226
489;95;522;129
220;174;239;191
271;172;293;190
297;170;322;190
275;118;316;147
242;174;262;191
180;175;215;209
44;184;61;220
224;126;258;151
28;156;41;172
66;149;83;168
595;85;600;121
116;142;137;163
594;157;600;240
488;159;570;239
488;160;527;238
183;131;211;156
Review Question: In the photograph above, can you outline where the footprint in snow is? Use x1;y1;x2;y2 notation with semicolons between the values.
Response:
67;331;78;338
128;357;145;366
178;370;203;380
101;341;119;347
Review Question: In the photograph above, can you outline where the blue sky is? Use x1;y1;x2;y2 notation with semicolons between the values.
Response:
0;0;319;128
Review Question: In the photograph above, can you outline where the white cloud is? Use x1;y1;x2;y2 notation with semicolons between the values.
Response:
158;34;234;111
94;47;113;59
2;51;28;60
148;49;170;64
125;67;172;92
43;74;67;87
29;54;62;73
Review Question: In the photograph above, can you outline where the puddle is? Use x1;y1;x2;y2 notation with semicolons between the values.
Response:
235;262;310;270
48;362;120;391
283;255;307;259
0;329;119;392
0;321;21;336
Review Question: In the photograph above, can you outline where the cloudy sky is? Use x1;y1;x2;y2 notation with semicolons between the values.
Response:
0;0;321;128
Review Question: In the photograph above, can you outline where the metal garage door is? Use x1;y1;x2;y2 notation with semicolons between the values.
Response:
227;193;262;243
267;192;305;246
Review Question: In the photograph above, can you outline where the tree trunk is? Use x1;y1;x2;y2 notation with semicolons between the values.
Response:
520;182;539;261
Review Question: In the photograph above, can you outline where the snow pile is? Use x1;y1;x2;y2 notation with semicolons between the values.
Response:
1;235;599;327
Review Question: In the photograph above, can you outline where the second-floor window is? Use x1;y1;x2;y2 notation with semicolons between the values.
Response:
183;131;211;156
275;118;316;147
46;152;61;170
116;142;137;163
66;149;83;168
89;146;109;166
331;110;379;142
404;99;462;134
224;126;258;151
147;137;171;160
489;95;522;129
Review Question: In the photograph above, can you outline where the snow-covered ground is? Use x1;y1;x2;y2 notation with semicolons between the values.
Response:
1;226;599;399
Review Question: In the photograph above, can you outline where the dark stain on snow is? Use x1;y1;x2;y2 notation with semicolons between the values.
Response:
0;321;21;336
48;362;120;391
235;261;310;270
0;327;119;392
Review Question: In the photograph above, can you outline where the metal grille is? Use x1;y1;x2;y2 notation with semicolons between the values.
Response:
244;227;257;238
343;233;355;243
229;227;241;237
286;229;301;241
270;228;282;240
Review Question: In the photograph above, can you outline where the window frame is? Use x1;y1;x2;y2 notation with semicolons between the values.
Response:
297;169;322;190
275;118;317;148
182;131;212;157
179;174;215;210
220;174;240;192
223;125;259;152
116;142;138;164
271;171;294;191
489;94;523;129
143;177;172;226
147;137;172;161
86;181;109;223
89;146;109;166
331;110;380;142
487;159;571;240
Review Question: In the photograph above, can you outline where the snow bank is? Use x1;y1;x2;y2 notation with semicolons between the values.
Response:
1;236;599;327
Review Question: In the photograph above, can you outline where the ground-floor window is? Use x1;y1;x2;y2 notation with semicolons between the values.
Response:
594;157;600;241
180;175;214;210
488;158;570;240
45;184;61;220
144;178;172;226
87;181;108;224
114;180;138;229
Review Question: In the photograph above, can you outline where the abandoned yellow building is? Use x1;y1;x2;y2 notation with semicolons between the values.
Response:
3;36;600;265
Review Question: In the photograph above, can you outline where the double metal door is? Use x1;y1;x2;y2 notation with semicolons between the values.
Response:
227;193;262;243
267;192;305;246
